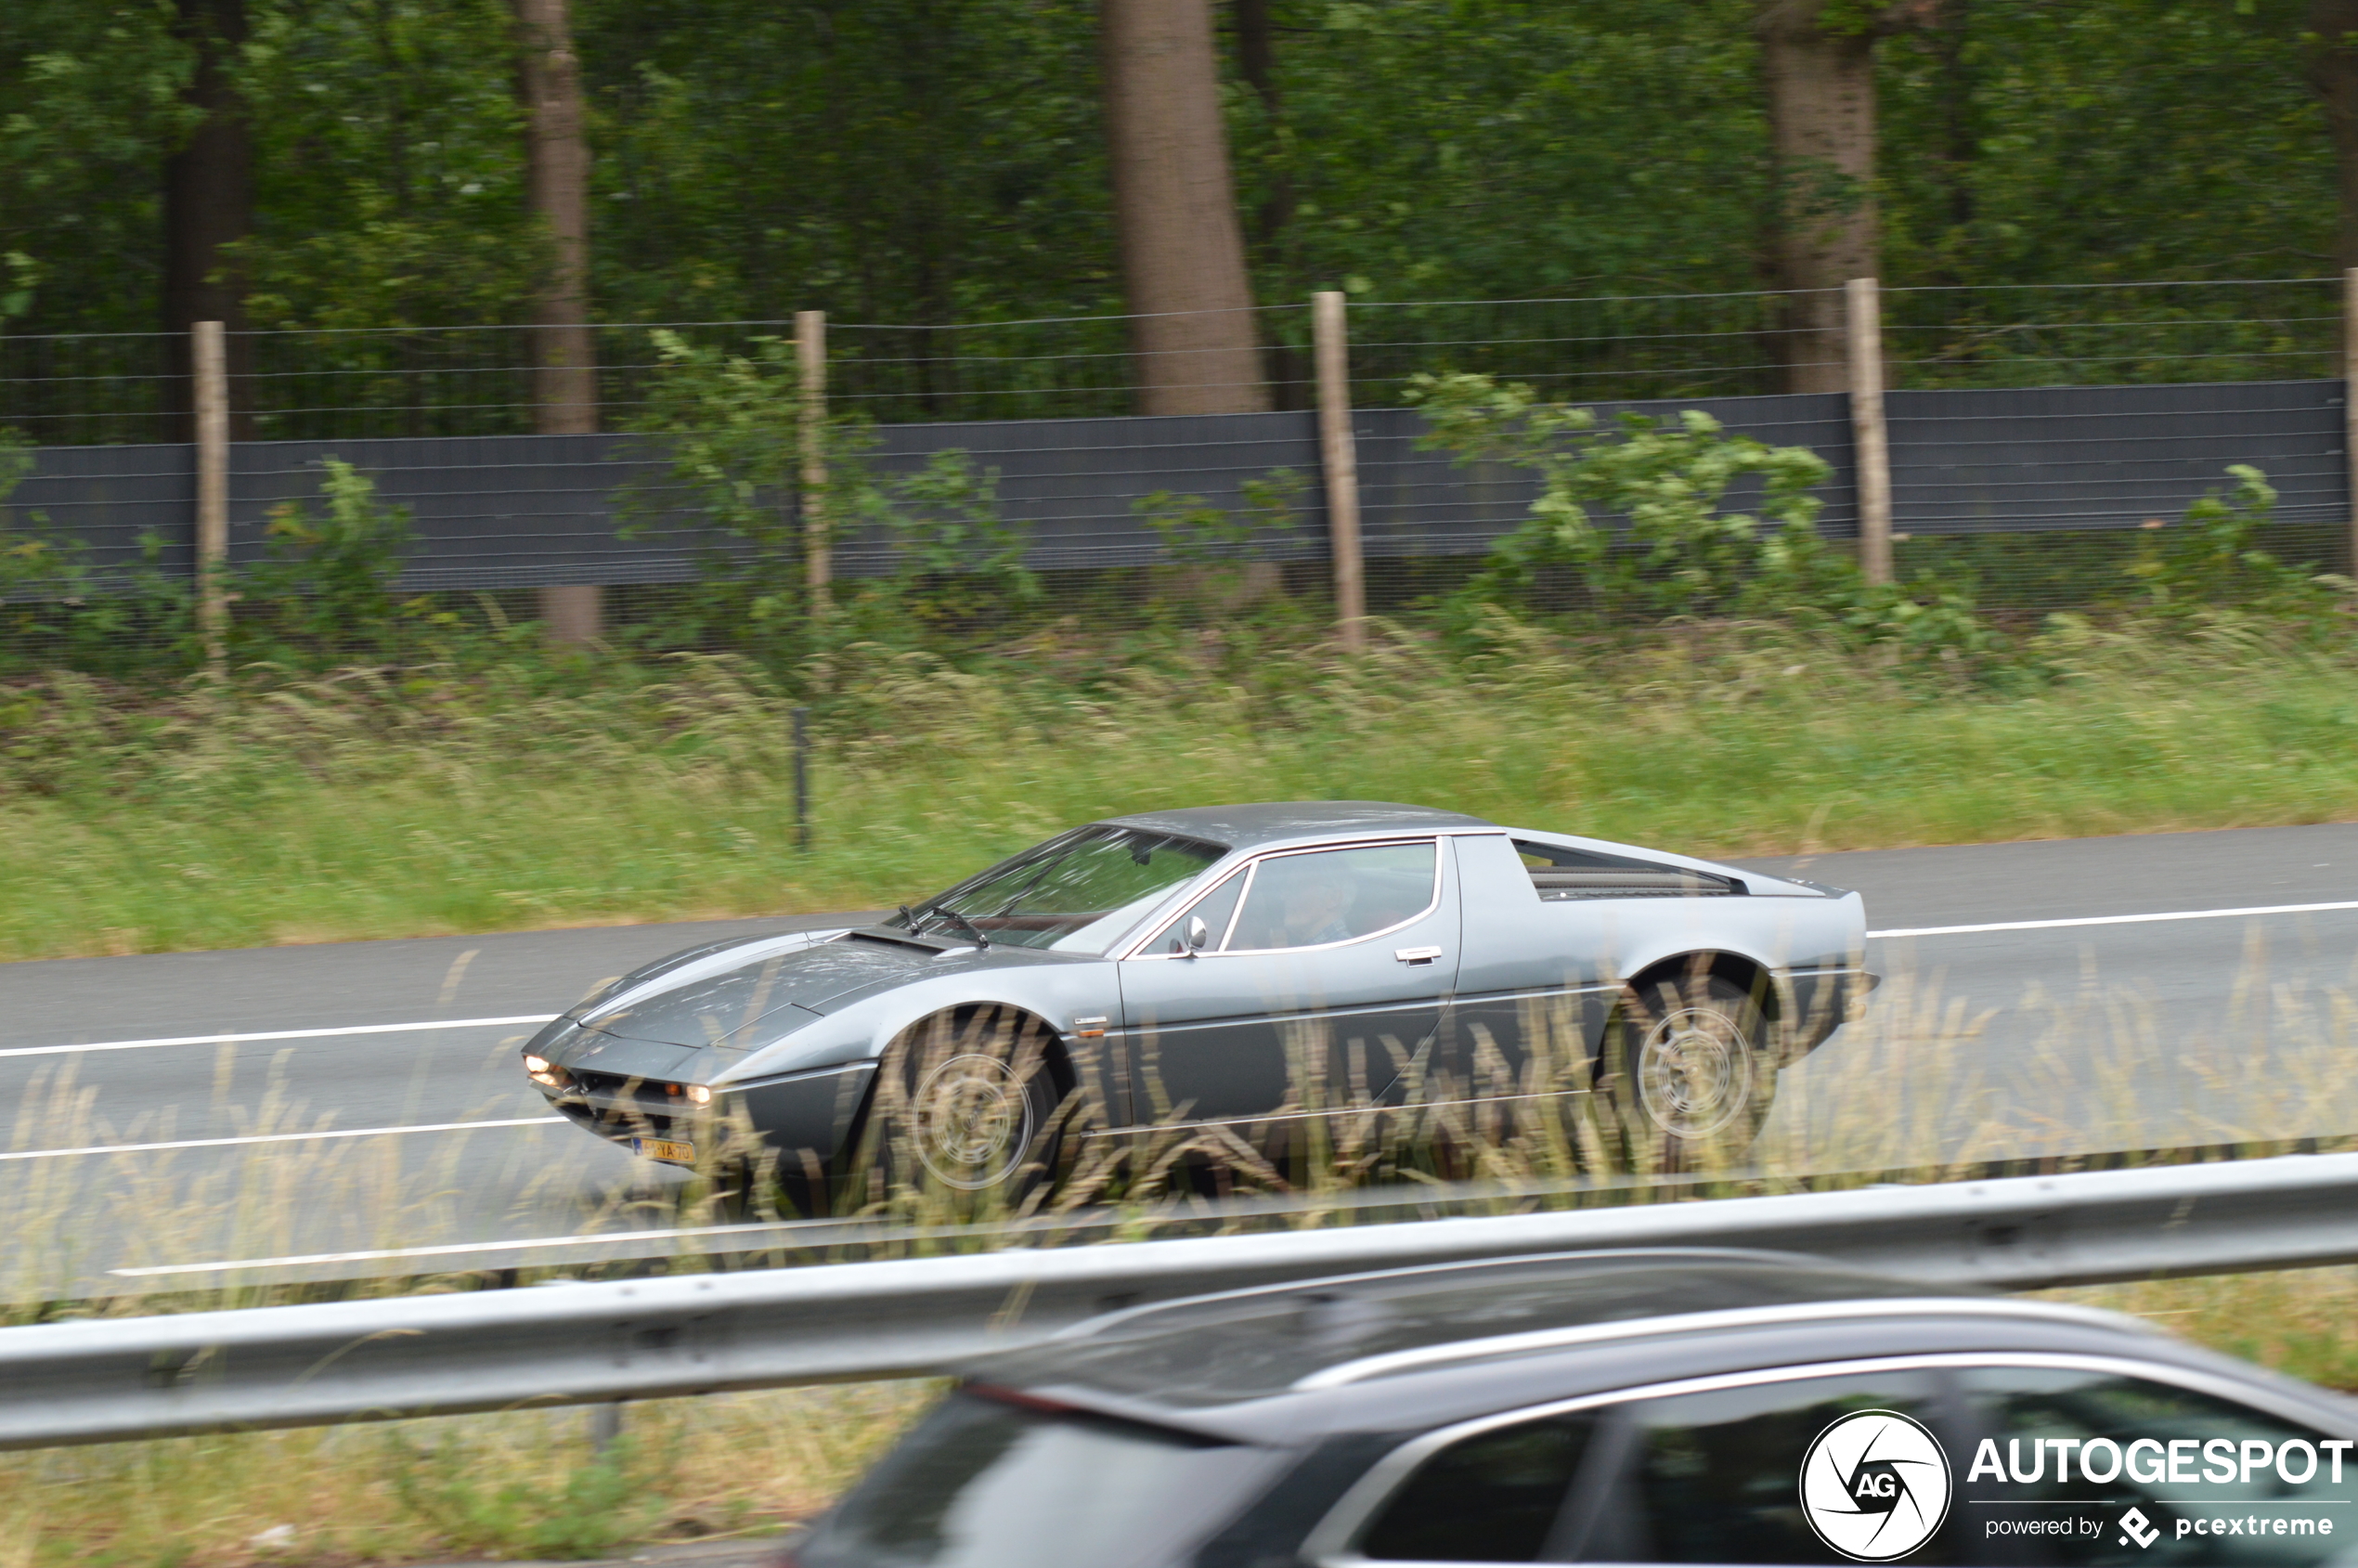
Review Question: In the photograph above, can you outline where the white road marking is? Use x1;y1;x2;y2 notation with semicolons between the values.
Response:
0;1115;564;1162
0;1013;559;1060
1869;898;2358;940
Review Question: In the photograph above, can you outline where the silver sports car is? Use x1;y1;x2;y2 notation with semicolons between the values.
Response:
519;802;1872;1203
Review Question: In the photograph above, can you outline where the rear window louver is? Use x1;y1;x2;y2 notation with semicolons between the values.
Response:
1513;840;1744;900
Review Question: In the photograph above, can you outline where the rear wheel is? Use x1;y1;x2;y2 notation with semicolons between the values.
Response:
1603;971;1774;1170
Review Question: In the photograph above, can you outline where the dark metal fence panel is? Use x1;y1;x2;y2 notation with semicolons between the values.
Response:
4;381;2342;597
855;409;1326;572
229;434;706;592
1886;380;2347;537
6;444;196;591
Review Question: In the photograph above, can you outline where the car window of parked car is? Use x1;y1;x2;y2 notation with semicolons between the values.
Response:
1569;1368;1961;1564
1358;1410;1601;1562
1955;1365;2358;1567
793;1389;1273;1568
1224;841;1438;952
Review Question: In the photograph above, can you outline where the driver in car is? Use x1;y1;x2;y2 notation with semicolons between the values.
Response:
1282;875;1357;946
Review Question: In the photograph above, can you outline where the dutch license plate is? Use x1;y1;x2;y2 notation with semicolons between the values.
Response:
631;1137;696;1165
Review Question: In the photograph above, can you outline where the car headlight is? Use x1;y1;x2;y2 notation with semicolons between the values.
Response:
687;1084;712;1106
524;1054;551;1074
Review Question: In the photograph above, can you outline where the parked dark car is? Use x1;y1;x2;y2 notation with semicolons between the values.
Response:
520;802;1872;1199
783;1248;2358;1568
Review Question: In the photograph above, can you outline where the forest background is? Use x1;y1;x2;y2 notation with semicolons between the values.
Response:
7;0;2358;369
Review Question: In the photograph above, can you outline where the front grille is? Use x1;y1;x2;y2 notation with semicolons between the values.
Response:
565;1068;695;1120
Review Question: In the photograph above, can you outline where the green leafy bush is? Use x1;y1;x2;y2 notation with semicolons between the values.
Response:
2125;464;2347;620
236;457;414;655
1407;371;2004;669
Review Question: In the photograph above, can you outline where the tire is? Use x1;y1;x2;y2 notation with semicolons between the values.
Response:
1602;970;1774;1170
871;1004;1066;1204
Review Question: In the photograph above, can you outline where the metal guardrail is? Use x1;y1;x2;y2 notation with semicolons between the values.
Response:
6;1149;2358;1450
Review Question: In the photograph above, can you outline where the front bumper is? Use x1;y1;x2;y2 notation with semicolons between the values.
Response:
530;1058;878;1169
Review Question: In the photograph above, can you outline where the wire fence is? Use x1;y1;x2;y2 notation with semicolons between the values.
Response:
0;279;2348;674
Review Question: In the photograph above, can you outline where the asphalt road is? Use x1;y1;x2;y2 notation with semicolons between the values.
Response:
6;822;2356;1293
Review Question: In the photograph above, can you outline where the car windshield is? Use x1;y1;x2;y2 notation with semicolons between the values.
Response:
794;1390;1270;1568
894;825;1226;952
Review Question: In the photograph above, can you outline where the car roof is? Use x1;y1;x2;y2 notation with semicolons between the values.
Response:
1094;800;1498;852
961;1249;2181;1439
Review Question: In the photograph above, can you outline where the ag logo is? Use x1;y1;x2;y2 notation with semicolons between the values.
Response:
1799;1409;1954;1562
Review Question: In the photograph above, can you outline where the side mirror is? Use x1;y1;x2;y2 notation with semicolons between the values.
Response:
1185;916;1211;953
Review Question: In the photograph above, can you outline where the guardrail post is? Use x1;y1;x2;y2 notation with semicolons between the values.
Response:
193;319;229;675
2345;268;2358;579
1846;278;1894;588
1313;291;1366;651
796;310;830;611
590;1399;622;1454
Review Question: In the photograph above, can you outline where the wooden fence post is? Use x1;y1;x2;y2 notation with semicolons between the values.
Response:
192;319;230;674
2345;269;2358;580
1846;277;1895;588
796;310;830;610
1313;291;1366;651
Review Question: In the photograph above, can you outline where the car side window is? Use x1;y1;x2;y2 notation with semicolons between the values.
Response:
1956;1366;2358;1567
1224;842;1437;952
1573;1368;1960;1564
1145;869;1248;955
1359;1411;1601;1562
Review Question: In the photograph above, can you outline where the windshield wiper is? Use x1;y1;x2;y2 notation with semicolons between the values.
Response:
900;901;989;946
926;905;991;947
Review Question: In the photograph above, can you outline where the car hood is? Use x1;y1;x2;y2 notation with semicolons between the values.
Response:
573;930;1064;1052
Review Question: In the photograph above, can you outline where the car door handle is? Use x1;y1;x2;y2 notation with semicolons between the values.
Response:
1394;945;1444;965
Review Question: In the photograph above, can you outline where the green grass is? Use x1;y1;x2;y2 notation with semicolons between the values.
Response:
6;617;2358;960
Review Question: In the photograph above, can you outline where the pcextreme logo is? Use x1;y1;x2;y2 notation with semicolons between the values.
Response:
1800;1409;1956;1562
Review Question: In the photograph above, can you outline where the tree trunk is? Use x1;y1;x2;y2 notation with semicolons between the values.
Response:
1100;0;1268;414
162;0;253;440
513;0;597;435
1233;0;1306;409
2307;0;2358;271
514;0;602;642
1755;0;1885;394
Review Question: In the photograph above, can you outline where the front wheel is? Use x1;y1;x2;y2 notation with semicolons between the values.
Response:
1603;972;1774;1171
863;1005;1066;1209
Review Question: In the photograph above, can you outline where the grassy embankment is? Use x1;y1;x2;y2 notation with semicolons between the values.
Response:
5;617;2358;961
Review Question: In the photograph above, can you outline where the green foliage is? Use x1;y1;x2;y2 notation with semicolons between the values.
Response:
624;330;823;655
237;458;415;654
385;1430;677;1559
631;333;1048;652
862;450;1039;626
1408;371;1838;618
1409;371;2012;669
0;427;197;678
1133;469;1305;564
2125;463;2344;617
